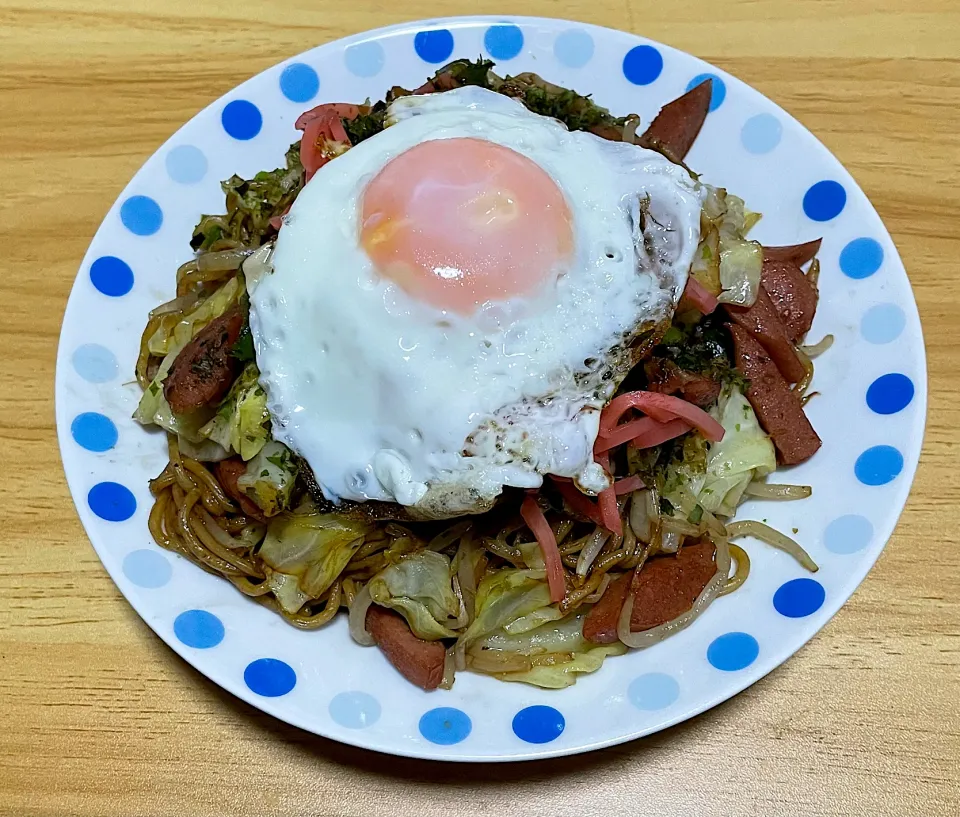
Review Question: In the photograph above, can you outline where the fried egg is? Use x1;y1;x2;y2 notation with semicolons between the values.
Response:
250;86;703;518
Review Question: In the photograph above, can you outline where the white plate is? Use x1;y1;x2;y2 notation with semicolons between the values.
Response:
55;16;926;761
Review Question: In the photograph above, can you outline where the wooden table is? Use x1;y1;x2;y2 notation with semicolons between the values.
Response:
2;1;958;814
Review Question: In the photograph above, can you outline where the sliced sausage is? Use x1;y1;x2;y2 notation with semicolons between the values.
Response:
583;574;631;644
636;79;712;161
163;307;243;415
645;359;721;408
584;542;718;644
631;541;717;631
680;376;722;408
366;606;445;690
763;239;822;268
725;290;806;384
214;458;265;521
729;324;822;465
761;259;819;344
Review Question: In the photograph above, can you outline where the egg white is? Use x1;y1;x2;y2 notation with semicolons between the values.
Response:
250;87;703;517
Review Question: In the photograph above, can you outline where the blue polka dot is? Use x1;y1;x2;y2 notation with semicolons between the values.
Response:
414;29;454;64
773;578;826;618
840;237;884;279
419;707;472;745
119;196;163;237
707;632;759;672
88;482;136;522
628;672;680;711
861;303;906;344
553;29;594;68
279;63;319;103
89;256;133;296
866;373;914;415
512;705;565;744
824;514;873;555
344;41;385;78
244;658;296;697
687;73;725;111
122;549;172;589
174;610;225;649
72;344;118;383
165;145;208;184
855;445;904;486
622;45;663;86
484;24;524;61
221;100;262;140
802;181;846;222
329;691;381;729
741;113;782;154
71;412;117;452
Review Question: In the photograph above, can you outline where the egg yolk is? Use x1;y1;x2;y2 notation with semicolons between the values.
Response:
360;137;573;313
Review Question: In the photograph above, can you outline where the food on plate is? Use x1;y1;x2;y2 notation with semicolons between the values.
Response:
136;59;829;689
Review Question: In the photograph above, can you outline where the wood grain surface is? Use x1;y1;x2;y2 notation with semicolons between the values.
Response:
1;1;958;815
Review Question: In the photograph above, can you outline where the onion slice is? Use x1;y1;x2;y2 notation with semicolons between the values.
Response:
575;529;611;578
744;482;812;500
347;583;376;646
721;543;750;596
799;334;834;359
725;520;819;572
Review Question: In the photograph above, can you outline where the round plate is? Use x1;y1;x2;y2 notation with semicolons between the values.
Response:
55;16;925;761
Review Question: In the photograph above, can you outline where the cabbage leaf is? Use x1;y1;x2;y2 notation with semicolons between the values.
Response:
458;569;553;649
258;512;369;600
237;440;299;516
493;643;627;689
471;613;627;688
146;275;244;358
199;363;270;460
699;387;776;516
367;551;459;640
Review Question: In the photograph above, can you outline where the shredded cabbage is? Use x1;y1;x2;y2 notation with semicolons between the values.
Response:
699;387;776;516
199;363;270;460
367;551;459;640
237;440;299;517
258;512;368;599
